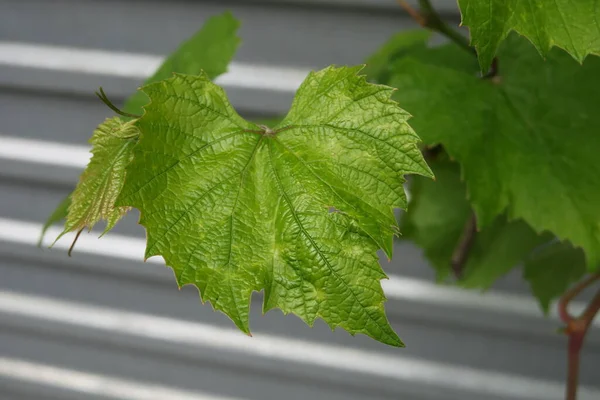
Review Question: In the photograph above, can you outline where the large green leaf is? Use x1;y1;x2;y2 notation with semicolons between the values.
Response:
57;117;138;241
389;34;600;270
402;160;551;286
116;67;432;346
123;12;240;116
458;0;600;70
523;241;587;313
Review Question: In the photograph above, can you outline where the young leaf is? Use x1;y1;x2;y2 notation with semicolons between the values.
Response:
402;160;551;286
38;194;71;247
458;0;600;71
57;117;138;242
523;241;588;314
47;12;241;247
389;34;600;270
116;66;432;346
123;12;241;116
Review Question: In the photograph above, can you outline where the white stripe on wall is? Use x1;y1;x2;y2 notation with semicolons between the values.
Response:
0;290;597;400
0;41;308;93
0;356;246;400
0;135;90;168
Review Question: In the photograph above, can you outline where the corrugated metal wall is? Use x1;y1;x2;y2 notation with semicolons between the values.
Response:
0;1;598;399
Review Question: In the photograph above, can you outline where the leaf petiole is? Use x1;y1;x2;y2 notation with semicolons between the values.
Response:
95;87;142;119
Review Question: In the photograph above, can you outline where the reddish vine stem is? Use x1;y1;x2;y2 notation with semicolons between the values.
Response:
558;274;600;400
396;0;474;55
450;213;476;278
397;0;426;26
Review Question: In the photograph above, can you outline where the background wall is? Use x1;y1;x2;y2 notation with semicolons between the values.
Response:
0;1;598;399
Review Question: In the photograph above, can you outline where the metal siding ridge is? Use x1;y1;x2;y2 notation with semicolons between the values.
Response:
0;357;246;400
0;290;598;400
231;0;461;13
0;42;308;94
0;135;90;168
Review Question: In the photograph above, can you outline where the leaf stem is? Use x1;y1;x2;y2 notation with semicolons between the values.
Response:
95;87;142;119
396;0;474;55
450;212;477;278
417;0;472;54
559;274;600;324
396;0;426;26
558;274;600;400
68;228;83;257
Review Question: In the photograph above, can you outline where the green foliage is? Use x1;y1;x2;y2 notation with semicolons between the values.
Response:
38;194;71;246
402;160;551;286
115;67;431;346
57;117;138;241
402;158;590;310
458;0;600;71
388;34;600;271
523;241;587;313
123;12;240;116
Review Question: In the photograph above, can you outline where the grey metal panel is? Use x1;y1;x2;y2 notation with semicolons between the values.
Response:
0;0;438;67
241;0;460;13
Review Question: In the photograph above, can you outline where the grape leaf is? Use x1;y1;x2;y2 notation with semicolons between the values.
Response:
458;0;600;71
523;241;587;313
363;29;430;83
123;12;240;116
402;160;551;287
57;117;138;241
116;66;432;346
389;34;600;270
38;194;71;247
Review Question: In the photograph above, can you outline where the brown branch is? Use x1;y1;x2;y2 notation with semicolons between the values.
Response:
450;213;477;279
396;0;426;26
558;275;600;400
